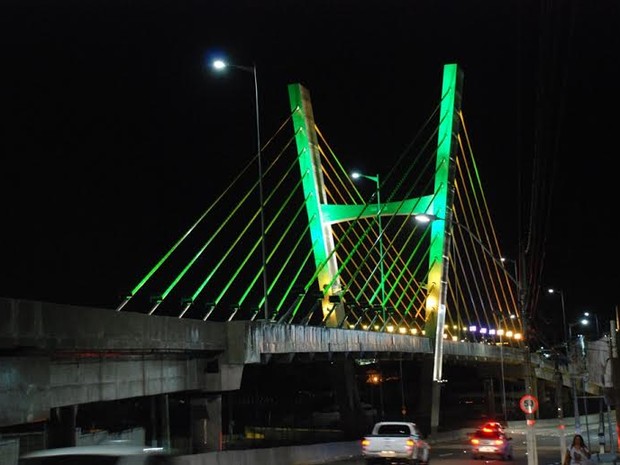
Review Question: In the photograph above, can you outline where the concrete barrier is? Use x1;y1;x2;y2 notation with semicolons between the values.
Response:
175;429;474;465
175;441;361;465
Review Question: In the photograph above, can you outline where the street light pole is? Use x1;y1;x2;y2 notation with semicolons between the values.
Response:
569;322;582;434
212;58;269;320
547;287;569;459
351;172;385;322
499;329;508;423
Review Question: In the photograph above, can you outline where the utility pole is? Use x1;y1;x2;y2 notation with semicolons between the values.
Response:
518;256;538;465
555;357;567;463
610;319;620;458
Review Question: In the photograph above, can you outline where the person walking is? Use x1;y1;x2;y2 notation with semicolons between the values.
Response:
564;434;591;465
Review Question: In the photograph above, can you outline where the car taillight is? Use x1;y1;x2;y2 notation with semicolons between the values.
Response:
471;439;480;445
362;439;370;447
406;439;415;447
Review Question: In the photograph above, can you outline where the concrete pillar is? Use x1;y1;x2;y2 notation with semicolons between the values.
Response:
148;396;157;447
159;394;170;451
331;360;367;439
147;394;171;449
190;394;222;452
485;378;496;418
47;405;77;448
208;395;222;451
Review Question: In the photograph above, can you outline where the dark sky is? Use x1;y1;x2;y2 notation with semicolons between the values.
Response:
1;1;618;335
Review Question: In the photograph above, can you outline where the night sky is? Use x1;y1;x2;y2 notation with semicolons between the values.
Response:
1;1;618;338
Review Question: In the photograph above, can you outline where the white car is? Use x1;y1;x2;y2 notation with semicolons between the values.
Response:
18;443;173;465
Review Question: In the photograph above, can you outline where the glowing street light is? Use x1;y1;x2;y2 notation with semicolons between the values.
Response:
351;171;385;323
582;311;600;339
212;57;268;319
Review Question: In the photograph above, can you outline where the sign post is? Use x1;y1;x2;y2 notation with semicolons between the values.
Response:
520;394;539;465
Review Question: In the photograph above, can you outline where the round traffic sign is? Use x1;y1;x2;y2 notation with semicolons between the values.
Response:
519;394;539;414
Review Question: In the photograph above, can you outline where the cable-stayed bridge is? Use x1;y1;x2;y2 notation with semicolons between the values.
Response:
117;64;522;353
0;64;612;452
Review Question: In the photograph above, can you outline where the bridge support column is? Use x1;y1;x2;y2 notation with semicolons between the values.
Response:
190;394;222;452
147;394;170;449
416;358;435;436
430;382;441;436
47;405;77;448
331;360;367;439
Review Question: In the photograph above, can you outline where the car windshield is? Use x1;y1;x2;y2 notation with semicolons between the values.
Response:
377;424;411;435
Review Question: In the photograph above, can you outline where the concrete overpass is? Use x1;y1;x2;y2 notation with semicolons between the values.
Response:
0;297;608;450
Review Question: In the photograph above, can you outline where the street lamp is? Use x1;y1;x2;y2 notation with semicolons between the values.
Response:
212;58;268;319
583;312;600;339
351;171;385;322
547;288;569;347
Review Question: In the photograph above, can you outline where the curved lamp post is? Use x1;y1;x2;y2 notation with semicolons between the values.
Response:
212;58;268;319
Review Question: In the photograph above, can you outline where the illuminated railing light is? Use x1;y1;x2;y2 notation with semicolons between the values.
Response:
398;327;407;334
443;333;448;339
506;331;514;338
411;328;418;335
514;333;522;340
452;336;458;341
387;325;394;333
374;325;380;331
480;328;488;334
489;329;496;335
497;329;505;336
362;325;369;330
422;330;426;335
469;325;477;332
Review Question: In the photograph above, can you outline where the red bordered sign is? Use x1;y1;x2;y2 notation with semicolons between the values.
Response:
519;394;539;414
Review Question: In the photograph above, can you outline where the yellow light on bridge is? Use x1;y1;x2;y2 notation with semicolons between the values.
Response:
513;333;522;340
410;328;418;335
398;327;407;334
387;325;394;333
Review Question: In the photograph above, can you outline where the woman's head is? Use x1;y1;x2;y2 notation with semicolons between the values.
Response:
572;434;585;446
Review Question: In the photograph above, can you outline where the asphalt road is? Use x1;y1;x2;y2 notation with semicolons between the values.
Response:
323;429;583;465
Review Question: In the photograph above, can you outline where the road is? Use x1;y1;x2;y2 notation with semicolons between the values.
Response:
323;429;572;465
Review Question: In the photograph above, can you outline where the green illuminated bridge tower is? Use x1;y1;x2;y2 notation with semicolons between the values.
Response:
288;64;463;386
